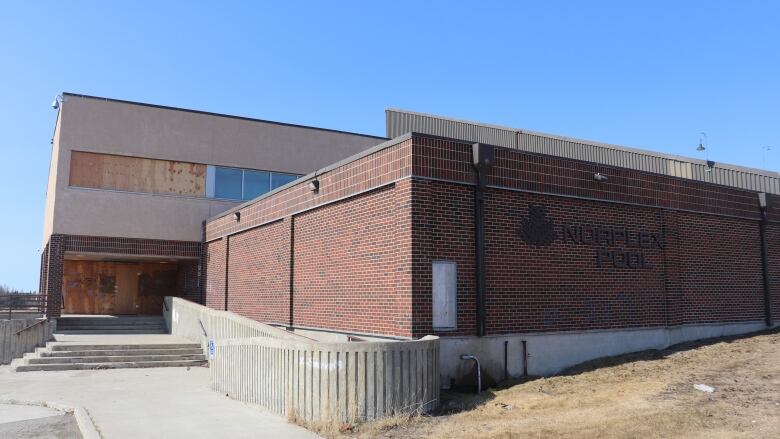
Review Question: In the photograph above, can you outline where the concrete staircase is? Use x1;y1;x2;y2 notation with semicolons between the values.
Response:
55;316;168;334
13;342;207;372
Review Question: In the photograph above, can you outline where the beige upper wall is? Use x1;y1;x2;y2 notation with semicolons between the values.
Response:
44;94;386;244
41;110;62;245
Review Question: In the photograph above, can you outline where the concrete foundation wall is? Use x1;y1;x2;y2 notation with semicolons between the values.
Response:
439;320;774;387
0;319;55;365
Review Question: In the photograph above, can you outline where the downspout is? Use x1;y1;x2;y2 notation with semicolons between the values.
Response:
224;236;230;312
758;193;773;326
472;143;495;337
289;215;295;330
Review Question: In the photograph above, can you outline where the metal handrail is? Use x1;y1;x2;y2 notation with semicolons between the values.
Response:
1;293;48;320
198;319;208;337
14;319;47;336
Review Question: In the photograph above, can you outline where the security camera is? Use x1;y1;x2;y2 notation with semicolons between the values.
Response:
593;173;608;182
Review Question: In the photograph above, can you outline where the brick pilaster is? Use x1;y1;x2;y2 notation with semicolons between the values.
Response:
44;235;65;318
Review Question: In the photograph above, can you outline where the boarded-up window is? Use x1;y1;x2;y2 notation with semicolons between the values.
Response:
69;151;206;197
432;261;457;330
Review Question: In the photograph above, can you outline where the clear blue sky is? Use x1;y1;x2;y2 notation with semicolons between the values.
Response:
0;1;778;290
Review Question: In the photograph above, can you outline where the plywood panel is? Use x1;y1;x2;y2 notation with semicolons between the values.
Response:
63;261;181;315
114;264;139;315
69;151;206;196
63;260;117;314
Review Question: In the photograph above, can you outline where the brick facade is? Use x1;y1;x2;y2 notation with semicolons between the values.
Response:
202;134;778;339
204;238;226;310
767;224;780;322
40;234;202;317
293;184;412;337
227;220;291;326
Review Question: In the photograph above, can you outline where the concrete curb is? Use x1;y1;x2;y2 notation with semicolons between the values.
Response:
0;398;101;439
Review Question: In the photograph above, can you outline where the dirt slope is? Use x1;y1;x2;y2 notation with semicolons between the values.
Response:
357;329;780;439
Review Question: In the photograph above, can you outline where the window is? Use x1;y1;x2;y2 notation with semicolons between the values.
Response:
243;170;271;200
271;172;299;190
213;167;243;200
432;261;457;330
207;165;301;201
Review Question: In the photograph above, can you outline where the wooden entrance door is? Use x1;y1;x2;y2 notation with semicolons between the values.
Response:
114;264;139;315
63;260;179;315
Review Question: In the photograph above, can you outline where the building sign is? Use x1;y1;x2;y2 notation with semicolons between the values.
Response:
520;205;663;269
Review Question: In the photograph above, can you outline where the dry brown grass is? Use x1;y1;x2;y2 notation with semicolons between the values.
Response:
337;329;780;439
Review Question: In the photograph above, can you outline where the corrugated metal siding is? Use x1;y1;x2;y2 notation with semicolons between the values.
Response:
387;109;780;195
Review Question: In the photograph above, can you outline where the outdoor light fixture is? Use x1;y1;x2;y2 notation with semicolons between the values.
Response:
51;94;63;110
705;160;715;172
308;179;320;192
697;132;708;152
593;173;608;182
233;211;241;222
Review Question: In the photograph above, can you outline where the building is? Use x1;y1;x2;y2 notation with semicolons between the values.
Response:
40;97;780;384
202;109;780;384
39;93;386;317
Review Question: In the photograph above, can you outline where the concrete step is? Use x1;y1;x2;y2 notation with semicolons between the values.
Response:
51;343;200;351
56;325;167;330
41;348;203;357
28;354;206;364
57;321;166;325
57;322;165;328
57;320;164;325
55;329;168;335
15;359;207;372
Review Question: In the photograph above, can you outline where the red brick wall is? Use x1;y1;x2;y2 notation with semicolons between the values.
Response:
42;236;64;318
226;220;291;326
413;136;761;220
206;138;412;241
410;179;476;336
63;235;201;258
484;189;667;333
411;180;768;336
674;212;764;323
767;224;780;321
204;238;226;310
202;133;778;338
177;260;202;304
293;184;413;337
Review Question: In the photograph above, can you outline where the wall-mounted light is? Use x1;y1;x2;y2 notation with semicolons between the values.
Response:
233;212;241;222
51;94;64;110
593;173;608;182
705;160;715;173
308;179;320;192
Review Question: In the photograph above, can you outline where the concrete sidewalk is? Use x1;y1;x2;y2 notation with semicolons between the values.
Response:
0;403;80;439
0;365;319;439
